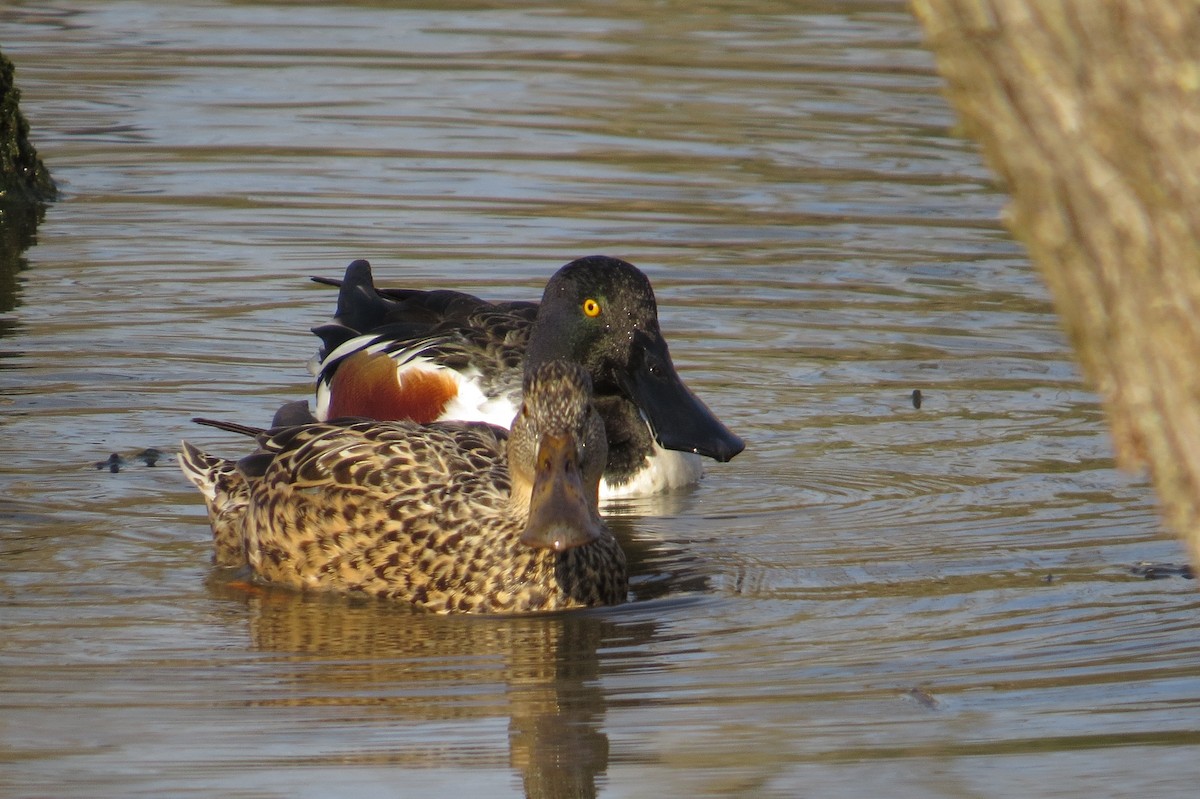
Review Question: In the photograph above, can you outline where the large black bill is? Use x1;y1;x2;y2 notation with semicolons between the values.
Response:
621;335;745;463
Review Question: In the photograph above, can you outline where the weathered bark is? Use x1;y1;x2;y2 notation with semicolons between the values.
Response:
910;0;1200;567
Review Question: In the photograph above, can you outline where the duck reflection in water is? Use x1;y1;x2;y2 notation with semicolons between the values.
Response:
200;504;707;798
210;580;660;799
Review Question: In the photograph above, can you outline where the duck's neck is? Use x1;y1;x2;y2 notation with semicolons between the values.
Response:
524;331;567;373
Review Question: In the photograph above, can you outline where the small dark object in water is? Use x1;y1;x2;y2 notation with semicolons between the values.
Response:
94;449;163;471
136;448;163;467
1130;561;1194;580
905;687;939;710
1042;572;1055;583
96;453;124;473
911;389;922;409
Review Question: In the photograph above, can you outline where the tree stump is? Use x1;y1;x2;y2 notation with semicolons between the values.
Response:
911;0;1200;567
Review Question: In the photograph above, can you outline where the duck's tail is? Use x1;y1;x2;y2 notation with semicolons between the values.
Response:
178;441;251;568
190;417;264;438
310;258;398;359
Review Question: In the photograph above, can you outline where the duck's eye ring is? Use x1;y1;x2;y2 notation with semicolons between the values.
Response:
582;298;601;317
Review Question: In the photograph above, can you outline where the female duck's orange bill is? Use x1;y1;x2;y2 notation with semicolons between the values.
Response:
520;433;604;552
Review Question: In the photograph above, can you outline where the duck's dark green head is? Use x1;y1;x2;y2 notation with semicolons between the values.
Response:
525;256;744;463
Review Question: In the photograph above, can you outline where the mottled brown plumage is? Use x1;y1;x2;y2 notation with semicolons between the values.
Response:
179;446;249;568
179;361;628;614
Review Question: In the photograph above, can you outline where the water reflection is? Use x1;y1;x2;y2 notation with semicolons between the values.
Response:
0;199;44;342
192;511;706;798
212;577;657;799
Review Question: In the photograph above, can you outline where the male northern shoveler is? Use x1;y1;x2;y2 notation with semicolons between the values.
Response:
179;360;628;614
308;255;745;500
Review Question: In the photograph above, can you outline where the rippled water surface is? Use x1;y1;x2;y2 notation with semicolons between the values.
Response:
2;2;1198;797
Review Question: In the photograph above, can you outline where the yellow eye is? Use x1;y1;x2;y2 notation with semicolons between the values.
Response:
582;298;601;317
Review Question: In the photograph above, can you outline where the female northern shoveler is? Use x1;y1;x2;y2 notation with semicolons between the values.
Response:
308;255;745;500
179;361;628;614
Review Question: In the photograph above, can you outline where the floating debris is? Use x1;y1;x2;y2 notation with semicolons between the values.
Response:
136;448;163;467
94;448;166;472
95;453;125;473
1130;562;1194;580
904;686;940;710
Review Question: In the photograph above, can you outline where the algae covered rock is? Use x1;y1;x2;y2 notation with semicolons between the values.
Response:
0;47;54;322
0;48;55;204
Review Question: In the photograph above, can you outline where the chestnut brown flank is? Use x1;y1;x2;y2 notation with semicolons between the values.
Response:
326;350;458;422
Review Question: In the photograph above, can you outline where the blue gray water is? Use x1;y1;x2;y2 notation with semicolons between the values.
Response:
2;2;1197;797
